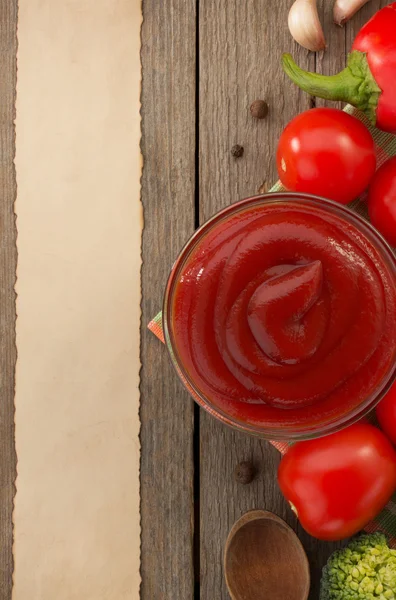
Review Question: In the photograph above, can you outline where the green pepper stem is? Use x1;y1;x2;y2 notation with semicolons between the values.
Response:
282;51;381;125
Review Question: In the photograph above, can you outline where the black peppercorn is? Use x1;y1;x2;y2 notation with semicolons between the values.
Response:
231;144;244;158
250;100;269;119
234;461;255;485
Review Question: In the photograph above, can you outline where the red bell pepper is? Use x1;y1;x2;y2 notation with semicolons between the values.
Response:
282;3;396;133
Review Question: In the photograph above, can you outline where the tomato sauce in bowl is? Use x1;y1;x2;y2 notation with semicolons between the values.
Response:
164;194;396;440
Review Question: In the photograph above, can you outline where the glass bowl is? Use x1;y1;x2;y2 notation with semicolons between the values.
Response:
163;193;396;441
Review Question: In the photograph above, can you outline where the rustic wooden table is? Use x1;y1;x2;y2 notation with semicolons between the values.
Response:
140;2;391;599
0;1;390;599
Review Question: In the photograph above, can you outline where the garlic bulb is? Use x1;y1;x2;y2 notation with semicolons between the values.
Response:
333;0;371;26
288;0;326;52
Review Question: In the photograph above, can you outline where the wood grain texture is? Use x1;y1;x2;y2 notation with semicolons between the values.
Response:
199;0;314;222
140;1;196;598
316;0;347;110
198;1;359;598
0;1;17;599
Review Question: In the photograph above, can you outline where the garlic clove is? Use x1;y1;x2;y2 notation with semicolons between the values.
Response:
288;0;326;53
333;0;371;26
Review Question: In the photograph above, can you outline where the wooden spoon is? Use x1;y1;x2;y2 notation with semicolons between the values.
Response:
224;510;310;600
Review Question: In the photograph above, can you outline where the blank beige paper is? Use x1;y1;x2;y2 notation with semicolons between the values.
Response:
13;1;142;598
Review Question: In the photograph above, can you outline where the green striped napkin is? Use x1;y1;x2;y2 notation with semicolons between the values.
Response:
148;106;396;546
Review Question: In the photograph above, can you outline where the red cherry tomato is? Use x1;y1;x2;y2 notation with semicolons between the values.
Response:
368;156;396;246
276;108;376;205
278;423;396;541
376;381;396;445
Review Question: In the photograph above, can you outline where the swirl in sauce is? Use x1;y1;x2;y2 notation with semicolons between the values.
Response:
172;202;396;429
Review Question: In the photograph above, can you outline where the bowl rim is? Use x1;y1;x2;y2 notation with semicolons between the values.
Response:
163;192;396;441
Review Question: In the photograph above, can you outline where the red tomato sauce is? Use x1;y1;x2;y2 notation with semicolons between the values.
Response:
171;201;396;429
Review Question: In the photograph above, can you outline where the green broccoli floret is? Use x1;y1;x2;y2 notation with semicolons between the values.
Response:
320;533;396;600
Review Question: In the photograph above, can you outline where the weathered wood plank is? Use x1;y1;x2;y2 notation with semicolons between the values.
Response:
0;1;17;598
197;1;337;598
199;0;314;222
198;0;392;596
316;0;347;110
140;1;196;598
